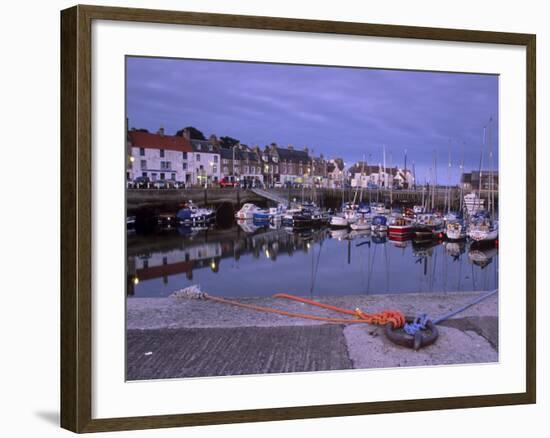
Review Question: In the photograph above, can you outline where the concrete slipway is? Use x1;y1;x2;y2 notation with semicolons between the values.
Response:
126;291;498;380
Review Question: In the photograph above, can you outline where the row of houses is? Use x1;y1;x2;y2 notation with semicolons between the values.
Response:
126;126;415;188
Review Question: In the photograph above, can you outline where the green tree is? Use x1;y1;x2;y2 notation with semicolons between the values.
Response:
176;126;206;140
220;136;240;148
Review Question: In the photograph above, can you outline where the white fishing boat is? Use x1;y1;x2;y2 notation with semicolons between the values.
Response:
235;203;262;220
350;215;371;231
414;213;444;239
330;214;349;228
468;215;498;243
253;204;286;223
445;221;467;240
464;192;485;215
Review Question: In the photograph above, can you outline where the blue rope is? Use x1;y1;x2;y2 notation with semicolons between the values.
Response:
404;314;429;335
403;289;498;335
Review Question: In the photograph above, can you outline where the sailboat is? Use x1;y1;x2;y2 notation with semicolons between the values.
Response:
467;211;498;243
445;220;467;240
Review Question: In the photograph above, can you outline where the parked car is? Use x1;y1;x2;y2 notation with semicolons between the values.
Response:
153;179;172;189
220;176;239;188
133;176;151;188
273;182;283;188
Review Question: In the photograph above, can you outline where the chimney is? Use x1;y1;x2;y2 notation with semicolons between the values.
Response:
208;134;219;145
157;126;165;136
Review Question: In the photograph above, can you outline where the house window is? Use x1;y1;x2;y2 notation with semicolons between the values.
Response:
171;173;176;180
214;155;218;163
140;160;146;170
160;149;165;158
142;172;147;177
182;151;187;159
182;162;187;170
151;173;157;181
208;144;213;151
160;173;165;180
196;154;201;162
160;161;171;170
139;148;145;156
213;166;218;174
274;166;279;174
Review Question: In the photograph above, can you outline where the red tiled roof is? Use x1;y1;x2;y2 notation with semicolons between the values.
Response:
128;131;193;153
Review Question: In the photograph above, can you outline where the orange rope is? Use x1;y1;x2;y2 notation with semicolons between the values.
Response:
205;293;405;328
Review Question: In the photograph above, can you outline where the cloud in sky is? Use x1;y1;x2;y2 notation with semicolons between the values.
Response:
126;56;498;183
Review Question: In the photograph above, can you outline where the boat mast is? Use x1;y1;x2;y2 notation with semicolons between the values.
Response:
489;116;495;218
459;143;465;214
359;155;366;203
383;145;386;206
389;151;393;208
478;125;486;213
412;160;416;190
447;140;452;214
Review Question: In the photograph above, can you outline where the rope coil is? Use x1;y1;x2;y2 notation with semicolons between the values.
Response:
183;291;407;328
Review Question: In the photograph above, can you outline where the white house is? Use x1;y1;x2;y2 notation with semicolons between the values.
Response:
188;139;221;186
327;158;346;188
127;128;193;183
348;162;412;188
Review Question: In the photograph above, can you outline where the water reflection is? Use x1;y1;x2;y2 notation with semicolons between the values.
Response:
127;224;498;298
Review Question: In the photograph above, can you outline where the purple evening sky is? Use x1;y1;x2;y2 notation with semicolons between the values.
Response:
126;56;499;184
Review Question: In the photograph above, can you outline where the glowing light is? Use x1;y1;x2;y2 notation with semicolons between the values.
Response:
133;277;139;285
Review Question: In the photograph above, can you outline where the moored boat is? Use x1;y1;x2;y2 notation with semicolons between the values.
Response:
235;203;262;220
467;211;498;243
413;213;443;239
445;220;467;241
329;214;348;228
281;203;328;229
176;201;216;225
370;215;388;232
253;205;286;224
350;215;371;231
388;216;413;236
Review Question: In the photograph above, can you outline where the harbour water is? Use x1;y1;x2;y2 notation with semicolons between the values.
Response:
127;223;498;298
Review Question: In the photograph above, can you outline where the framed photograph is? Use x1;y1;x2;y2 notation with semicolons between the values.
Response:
60;4;536;433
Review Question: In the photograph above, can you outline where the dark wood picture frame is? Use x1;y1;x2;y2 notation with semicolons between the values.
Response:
61;4;536;433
